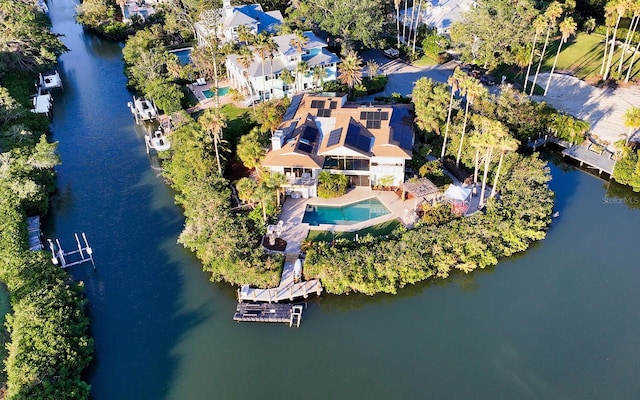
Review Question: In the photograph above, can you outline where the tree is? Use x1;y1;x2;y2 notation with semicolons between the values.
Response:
544;17;577;96
394;0;402;48
477;119;509;208
237;127;268;177
366;59;379;78
624;106;640;144
441;69;464;160
603;0;627;80
236;25;255;45
617;1;640;74
236;177;258;204
450;0;538;69
295;61;309;92
236;47;256;99
490;134;520;198
264;171;288;207
289;29;309;60
199;107;228;175
530;1;563;96
311;65;328;89
412;77;452;141
297;0;384;49
280;68;295;93
254;33;277;100
338;50;363;97
456;76;486;167
523;15;547;93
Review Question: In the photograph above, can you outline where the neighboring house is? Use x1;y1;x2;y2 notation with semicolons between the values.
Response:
194;0;283;46
225;31;340;101
121;0;168;24
262;93;414;198
399;0;476;36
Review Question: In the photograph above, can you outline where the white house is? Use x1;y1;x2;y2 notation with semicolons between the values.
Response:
262;93;414;198
194;0;283;46
225;31;340;102
121;0;168;24
398;0;476;36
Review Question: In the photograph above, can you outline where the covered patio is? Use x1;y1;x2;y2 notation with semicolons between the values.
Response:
401;178;441;210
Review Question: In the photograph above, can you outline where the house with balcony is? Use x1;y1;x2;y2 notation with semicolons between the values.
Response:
225;31;340;102
194;0;283;46
120;0;168;24
262;93;414;198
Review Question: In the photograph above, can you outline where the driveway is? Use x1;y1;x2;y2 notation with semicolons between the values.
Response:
358;49;457;100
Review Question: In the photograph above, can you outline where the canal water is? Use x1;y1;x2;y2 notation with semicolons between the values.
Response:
44;1;640;399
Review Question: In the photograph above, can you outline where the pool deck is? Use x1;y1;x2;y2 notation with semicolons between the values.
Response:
278;188;415;254
186;80;236;113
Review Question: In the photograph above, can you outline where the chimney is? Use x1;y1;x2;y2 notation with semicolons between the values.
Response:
223;0;232;8
271;130;284;150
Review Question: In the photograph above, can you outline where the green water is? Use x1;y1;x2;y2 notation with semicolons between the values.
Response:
44;1;640;399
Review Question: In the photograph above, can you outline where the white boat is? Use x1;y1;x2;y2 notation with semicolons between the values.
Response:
39;71;63;91
145;128;170;152
128;96;158;123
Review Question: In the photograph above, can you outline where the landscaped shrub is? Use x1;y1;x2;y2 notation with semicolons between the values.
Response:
362;75;388;94
322;81;348;93
420;202;457;226
317;171;348;198
419;160;453;187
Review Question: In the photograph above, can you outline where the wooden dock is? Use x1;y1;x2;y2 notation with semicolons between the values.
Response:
528;136;615;176
233;303;304;327
237;255;322;303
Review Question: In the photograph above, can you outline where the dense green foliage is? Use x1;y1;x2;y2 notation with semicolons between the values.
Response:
612;147;640;191
0;0;67;73
304;155;553;295
317;171;348;198
162;112;283;288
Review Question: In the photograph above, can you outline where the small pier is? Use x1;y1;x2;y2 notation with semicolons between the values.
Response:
27;216;43;251
47;233;96;269
528;135;615;176
233;303;304;327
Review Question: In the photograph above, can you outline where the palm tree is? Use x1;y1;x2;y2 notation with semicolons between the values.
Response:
523;15;547;93
289;30;309;59
199;107;228;175
624;32;640;82
366;59;379;78
544;17;577;96
617;3;640;74
254;183;275;222
601;10;616;75
265;172;288;207
311;65;328;89
455;76;486;168
254;33;276;101
280;68;295;94
338;50;363;97
295;61;309;92
603;0;627;80
236;25;254;45
441;68;464;160
530;1;563;96
623;106;640;144
236;177;258;205
403;0;409;42
411;0;424;57
490;134;520;199
394;0;402;48
236;47;255;98
478;120;508;208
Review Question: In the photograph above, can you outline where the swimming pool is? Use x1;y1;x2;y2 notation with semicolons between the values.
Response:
203;87;230;98
169;48;192;66
302;198;391;226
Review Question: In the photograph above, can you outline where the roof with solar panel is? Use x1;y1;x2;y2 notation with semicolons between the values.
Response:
263;93;413;168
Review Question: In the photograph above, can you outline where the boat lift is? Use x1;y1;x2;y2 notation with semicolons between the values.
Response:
47;233;96;270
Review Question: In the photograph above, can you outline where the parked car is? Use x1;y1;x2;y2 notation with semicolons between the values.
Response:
480;75;497;86
384;48;400;59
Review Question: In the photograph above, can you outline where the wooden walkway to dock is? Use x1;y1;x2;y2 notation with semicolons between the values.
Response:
237;254;322;303
233;303;304;327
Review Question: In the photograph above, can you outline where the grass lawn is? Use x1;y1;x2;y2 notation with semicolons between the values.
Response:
306;219;401;242
413;55;439;67
541;32;640;81
220;104;256;151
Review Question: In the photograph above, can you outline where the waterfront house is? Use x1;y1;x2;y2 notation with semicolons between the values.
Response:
225;31;339;101
262;93;414;198
398;0;476;36
120;0;168;24
194;0;283;46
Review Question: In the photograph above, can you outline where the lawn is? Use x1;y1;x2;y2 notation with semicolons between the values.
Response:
413;55;439;67
306;219;402;242
220;103;256;152
541;32;640;81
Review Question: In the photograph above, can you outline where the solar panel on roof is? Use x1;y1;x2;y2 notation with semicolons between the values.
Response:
301;125;319;143
366;120;381;129
360;111;367;120
326;128;342;147
317;108;332;117
283;94;303;121
329;101;337;109
310;100;326;109
298;143;313;153
380;111;389;120
345;122;372;153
